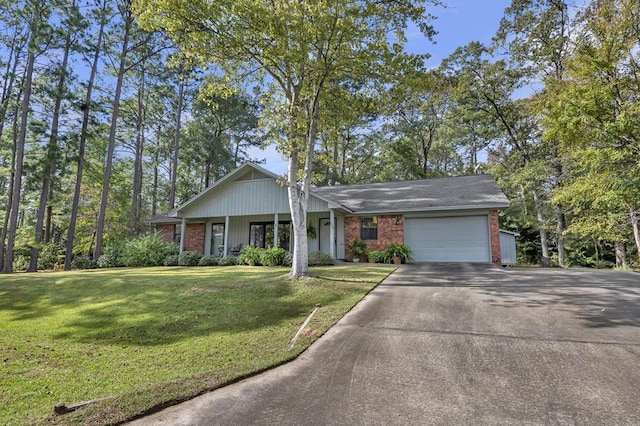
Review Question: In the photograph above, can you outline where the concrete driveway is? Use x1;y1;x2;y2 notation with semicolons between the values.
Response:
129;264;640;425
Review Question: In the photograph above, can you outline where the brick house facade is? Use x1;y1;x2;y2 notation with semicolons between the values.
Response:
344;211;502;265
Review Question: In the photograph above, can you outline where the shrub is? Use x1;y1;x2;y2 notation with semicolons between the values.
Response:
12;255;29;271
218;255;238;266
163;255;179;266
72;255;98;270
308;251;335;266
381;243;413;264
282;251;293;267
97;240;127;268
237;246;264;266
347;238;367;260
178;251;203;266
260;247;287;266
366;250;380;263
122;233;179;267
198;255;219;266
38;242;60;270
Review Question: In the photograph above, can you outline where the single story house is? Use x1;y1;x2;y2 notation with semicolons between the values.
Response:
152;162;511;264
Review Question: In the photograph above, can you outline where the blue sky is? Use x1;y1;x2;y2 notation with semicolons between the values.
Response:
250;0;513;175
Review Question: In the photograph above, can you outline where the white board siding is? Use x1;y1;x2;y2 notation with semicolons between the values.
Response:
500;231;518;265
182;179;329;218
405;216;491;263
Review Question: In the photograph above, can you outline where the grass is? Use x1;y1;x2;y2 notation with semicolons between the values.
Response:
0;265;394;425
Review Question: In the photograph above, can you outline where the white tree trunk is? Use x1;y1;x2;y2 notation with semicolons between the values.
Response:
532;189;550;267
631;209;640;264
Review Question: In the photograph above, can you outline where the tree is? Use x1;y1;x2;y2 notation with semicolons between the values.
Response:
2;1;51;273
64;0;109;270
133;0;439;277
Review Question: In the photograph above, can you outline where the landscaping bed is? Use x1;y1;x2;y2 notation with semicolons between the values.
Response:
0;265;394;425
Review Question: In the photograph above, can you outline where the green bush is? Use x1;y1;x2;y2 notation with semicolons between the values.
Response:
308;251;335;266
237;246;264;266
12;255;29;271
381;243;413;264
97;240;127;268
38;242;60;270
282;251;292;267
122;233;179;267
365;250;380;263
218;255;238;266
347;238;367;259
260;247;287;266
163;255;179;266
198;255;219;266
178;251;203;266
72;255;98;270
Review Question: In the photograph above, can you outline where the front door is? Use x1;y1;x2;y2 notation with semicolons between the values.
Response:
319;218;336;256
211;224;225;257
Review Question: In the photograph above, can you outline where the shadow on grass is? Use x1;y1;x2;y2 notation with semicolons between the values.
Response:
0;267;377;347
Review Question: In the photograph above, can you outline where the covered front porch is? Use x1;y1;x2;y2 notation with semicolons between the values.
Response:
170;211;345;259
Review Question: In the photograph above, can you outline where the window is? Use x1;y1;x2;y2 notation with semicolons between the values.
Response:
174;224;182;244
250;222;291;250
360;216;377;240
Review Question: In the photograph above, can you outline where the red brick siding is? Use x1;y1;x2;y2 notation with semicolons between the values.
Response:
344;215;405;257
156;224;175;243
489;210;501;265
184;223;206;253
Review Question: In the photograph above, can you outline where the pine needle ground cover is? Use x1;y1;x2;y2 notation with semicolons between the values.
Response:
0;265;394;425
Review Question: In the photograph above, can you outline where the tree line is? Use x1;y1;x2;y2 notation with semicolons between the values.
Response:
1;0;638;273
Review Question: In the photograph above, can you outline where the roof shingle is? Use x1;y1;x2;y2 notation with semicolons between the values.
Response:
311;174;509;213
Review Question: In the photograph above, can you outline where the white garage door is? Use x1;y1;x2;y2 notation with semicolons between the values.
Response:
405;216;490;262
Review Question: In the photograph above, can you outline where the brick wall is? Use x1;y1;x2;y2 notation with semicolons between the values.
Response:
156;224;175;243
184;223;206;253
344;215;405;257
489;210;501;265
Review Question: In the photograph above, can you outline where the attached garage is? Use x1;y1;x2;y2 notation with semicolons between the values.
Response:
405;216;491;263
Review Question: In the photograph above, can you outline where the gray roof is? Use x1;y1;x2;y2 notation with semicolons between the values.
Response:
311;174;509;213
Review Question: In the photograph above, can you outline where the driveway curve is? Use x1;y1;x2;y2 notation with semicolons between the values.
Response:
129;264;640;425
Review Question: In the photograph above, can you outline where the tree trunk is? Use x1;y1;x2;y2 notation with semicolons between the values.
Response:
65;5;106;269
168;76;184;209
532;189;550;267
630;209;640;264
2;50;34;273
94;12;131;260
29;29;72;271
555;205;567;267
151;143;159;217
614;241;626;268
131;73;145;235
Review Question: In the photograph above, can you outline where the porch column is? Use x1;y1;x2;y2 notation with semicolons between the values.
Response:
273;212;279;248
179;217;186;254
224;215;230;256
329;209;336;258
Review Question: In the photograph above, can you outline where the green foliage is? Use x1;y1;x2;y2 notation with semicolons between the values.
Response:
12;255;29;272
178;251;203;266
347;238;367;257
37;242;60;270
218;255;238;266
308;251;335;266
237;246;264;266
198;255;219;266
366;250;381;263
163;255;179;266
72;255;98;270
260;247;287;266
282;251;293;267
122;233;180;267
98;240;127;268
381;243;413;264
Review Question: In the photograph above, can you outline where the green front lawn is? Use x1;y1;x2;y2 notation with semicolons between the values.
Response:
0;265;393;425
